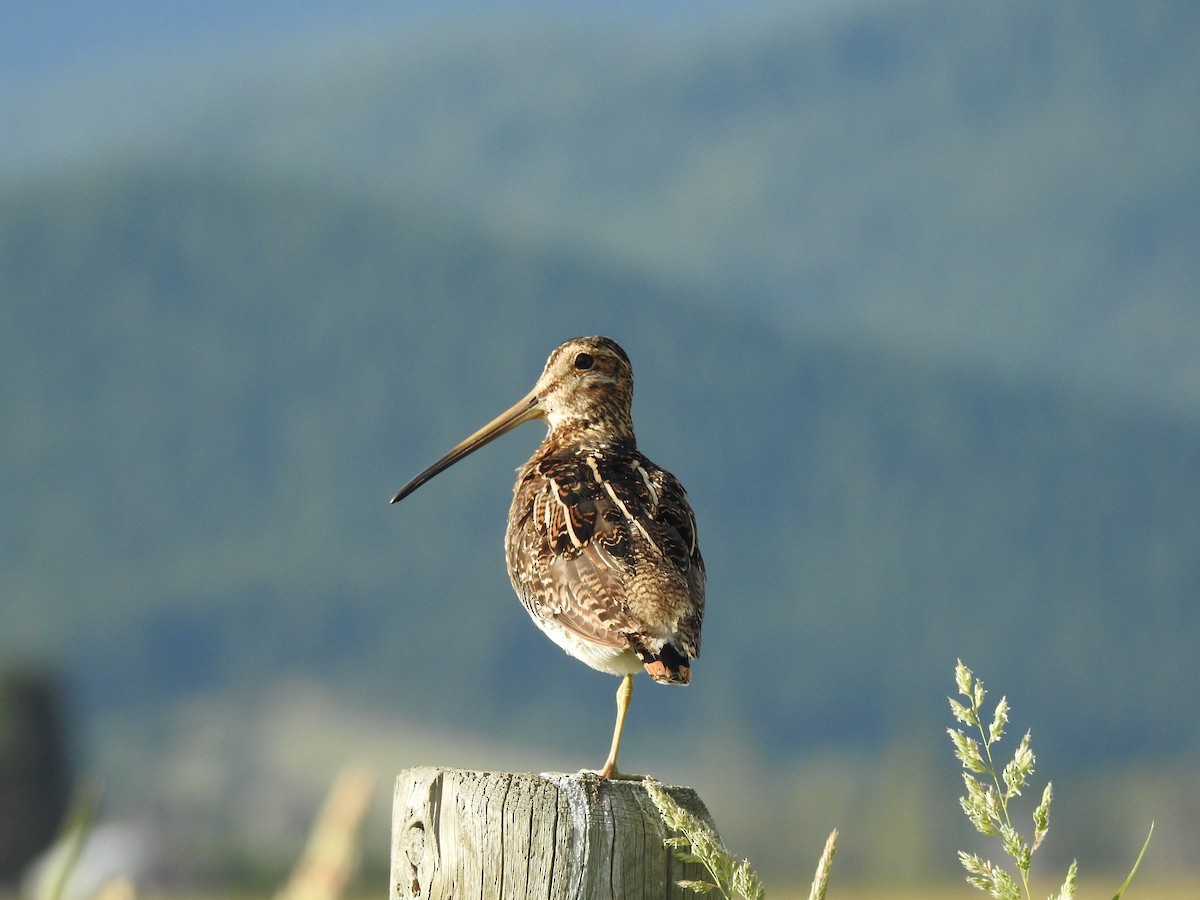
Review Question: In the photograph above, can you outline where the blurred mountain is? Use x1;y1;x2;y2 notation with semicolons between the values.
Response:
5;0;1198;415
1;0;1199;879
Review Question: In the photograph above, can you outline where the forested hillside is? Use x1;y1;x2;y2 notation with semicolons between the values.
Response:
4;162;1198;755
5;1;1197;414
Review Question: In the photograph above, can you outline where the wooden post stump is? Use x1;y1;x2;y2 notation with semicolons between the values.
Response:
391;767;719;900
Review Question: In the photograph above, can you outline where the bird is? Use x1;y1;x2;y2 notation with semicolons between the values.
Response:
390;336;705;778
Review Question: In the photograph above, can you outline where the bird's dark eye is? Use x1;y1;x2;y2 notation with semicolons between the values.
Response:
573;352;594;370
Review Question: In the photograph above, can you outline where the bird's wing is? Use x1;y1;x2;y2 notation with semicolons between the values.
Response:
510;450;705;655
511;456;643;649
544;541;639;649
640;463;706;602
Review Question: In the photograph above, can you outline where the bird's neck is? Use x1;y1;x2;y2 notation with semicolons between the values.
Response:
539;419;637;457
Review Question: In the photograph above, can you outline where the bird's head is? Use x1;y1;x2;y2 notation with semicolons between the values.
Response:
391;336;635;504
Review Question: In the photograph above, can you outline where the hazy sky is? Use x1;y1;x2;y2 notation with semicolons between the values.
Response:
3;0;800;85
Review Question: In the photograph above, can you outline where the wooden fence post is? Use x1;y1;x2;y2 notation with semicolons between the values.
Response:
391;766;719;900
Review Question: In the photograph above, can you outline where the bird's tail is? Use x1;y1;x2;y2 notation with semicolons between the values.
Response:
636;642;691;685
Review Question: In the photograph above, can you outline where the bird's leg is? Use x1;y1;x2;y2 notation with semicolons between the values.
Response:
598;673;635;779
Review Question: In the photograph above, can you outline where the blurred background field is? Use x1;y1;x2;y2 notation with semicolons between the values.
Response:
8;882;1200;900
2;0;1198;894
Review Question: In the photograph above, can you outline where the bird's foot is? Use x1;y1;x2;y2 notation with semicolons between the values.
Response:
577;765;648;781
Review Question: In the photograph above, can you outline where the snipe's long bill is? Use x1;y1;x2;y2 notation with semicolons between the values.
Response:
391;336;705;778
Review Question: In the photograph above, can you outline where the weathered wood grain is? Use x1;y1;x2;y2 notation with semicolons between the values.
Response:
391;767;719;900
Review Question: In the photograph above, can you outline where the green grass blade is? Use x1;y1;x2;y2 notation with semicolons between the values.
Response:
1111;821;1154;900
39;779;103;900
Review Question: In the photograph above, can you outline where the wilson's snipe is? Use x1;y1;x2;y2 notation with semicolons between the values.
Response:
391;336;705;778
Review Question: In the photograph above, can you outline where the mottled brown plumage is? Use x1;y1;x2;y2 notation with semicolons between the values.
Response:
392;336;705;777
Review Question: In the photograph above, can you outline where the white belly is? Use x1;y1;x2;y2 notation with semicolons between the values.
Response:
532;616;642;676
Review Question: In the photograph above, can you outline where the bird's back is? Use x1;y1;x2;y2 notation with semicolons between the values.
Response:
506;439;705;683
